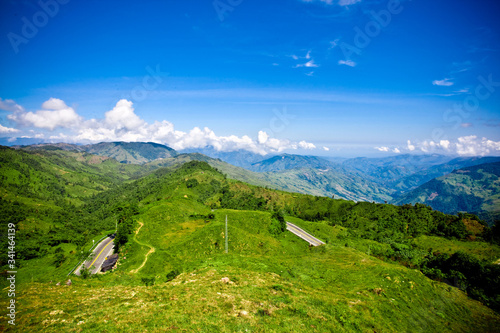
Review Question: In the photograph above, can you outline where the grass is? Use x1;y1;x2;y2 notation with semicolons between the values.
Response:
4;159;500;332
8;204;500;332
413;235;500;263
8;247;500;332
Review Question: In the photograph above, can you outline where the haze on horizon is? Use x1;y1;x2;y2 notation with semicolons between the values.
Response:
1;0;499;158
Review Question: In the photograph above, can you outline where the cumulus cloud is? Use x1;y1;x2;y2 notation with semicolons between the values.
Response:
7;98;82;130
432;78;454;87
2;98;318;155
455;136;500;156
0;124;19;134
407;140;415;151
298;140;317;150
323;146;330;151
405;136;500;156
392;148;401;153
338;59;356;67
0;98;25;113
375;146;390;152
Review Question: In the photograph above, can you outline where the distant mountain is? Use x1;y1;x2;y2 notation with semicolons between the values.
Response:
14;142;500;211
145;153;393;202
396;162;500;225
84;142;177;164
179;147;266;169
249;154;335;172
19;141;178;165
341;154;455;187
391;156;500;195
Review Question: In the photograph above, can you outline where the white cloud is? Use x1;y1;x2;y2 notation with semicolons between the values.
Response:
104;99;144;130
432;78;454;87
338;59;356;67
302;0;360;5
298;140;317;150
461;122;473;128
375;146;390;152
301;0;335;4
406;136;500;156
455;136;500;156
439;140;450;150
407;140;415;151
0;124;19;134
2;98;318;156
338;0;361;6
0;98;25;113
295;60;319;68
258;130;269;144
392;148;401;153
323;146;330;151
7;97;82;130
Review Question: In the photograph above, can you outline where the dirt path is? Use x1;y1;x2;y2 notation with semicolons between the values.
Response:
130;221;155;274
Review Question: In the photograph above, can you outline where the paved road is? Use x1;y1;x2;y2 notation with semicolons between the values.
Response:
286;222;325;246
75;237;115;275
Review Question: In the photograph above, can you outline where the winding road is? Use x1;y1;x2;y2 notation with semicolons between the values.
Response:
130;221;155;274
74;236;115;275
286;222;325;246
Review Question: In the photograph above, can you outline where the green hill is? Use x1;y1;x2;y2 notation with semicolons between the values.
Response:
84;141;178;164
396;162;500;225
2;151;500;332
20;141;178;164
249;154;335;172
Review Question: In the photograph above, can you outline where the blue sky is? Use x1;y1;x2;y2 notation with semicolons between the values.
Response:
0;0;499;157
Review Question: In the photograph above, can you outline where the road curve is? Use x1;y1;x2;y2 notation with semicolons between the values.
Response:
75;237;115;275
286;222;325;246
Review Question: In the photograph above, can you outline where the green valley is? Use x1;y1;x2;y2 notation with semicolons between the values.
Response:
1;146;500;332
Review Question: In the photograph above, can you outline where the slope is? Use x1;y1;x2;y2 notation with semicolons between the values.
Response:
146;153;393;202
19;141;178;165
8;161;500;332
249;154;335;172
396;162;500;224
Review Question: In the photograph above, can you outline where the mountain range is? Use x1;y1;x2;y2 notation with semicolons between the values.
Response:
2;144;500;331
12;141;500;224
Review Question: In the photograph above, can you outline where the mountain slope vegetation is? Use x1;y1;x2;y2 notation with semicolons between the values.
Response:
20;141;178;165
2;148;500;331
397;162;500;224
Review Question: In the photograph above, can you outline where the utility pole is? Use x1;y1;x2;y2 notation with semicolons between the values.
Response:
225;215;228;254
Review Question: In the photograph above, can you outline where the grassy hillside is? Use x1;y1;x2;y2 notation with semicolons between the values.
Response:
249;154;334;172
20;141;178;165
2;152;500;331
396;162;500;225
146;153;394;203
84;141;177;164
0;146;145;265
